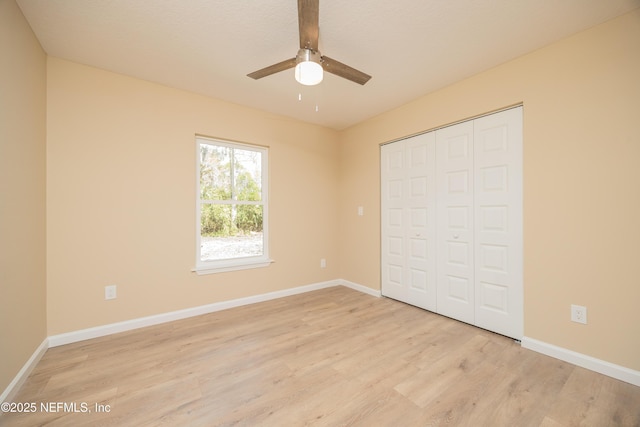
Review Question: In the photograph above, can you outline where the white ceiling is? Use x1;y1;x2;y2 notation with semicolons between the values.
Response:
16;0;640;130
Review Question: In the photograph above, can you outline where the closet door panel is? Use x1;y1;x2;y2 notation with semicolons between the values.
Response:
381;134;436;311
436;121;475;324
473;107;523;338
406;133;436;310
381;142;407;303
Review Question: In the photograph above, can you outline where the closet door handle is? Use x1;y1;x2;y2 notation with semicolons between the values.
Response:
453;234;459;239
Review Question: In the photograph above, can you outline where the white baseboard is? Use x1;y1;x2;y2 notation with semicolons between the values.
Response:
49;280;344;348
1;338;48;403
521;337;640;387
337;279;382;298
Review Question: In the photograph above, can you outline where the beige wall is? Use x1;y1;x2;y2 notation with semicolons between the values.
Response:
339;10;640;371
0;0;48;394
46;58;340;335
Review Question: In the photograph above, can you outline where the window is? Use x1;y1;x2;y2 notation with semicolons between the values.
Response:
195;136;270;274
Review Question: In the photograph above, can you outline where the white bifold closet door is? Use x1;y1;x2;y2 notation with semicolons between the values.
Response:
381;106;522;339
472;108;523;338
381;132;437;311
435;120;475;325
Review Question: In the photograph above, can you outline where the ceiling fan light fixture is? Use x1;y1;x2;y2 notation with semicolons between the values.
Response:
295;49;323;86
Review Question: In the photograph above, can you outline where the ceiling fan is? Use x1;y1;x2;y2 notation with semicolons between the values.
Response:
247;0;372;86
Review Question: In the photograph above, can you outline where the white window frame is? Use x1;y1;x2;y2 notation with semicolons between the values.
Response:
194;136;272;275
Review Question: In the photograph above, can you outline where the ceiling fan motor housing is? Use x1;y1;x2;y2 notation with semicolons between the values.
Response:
296;48;322;65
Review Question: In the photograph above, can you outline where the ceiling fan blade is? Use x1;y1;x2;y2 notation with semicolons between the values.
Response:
298;0;319;51
247;58;297;80
321;56;372;85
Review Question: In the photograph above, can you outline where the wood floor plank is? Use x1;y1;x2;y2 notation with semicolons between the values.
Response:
2;286;639;426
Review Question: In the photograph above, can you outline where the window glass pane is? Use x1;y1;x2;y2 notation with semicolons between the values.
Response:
200;144;231;201
200;204;263;261
200;203;232;238
234;148;262;201
236;204;263;234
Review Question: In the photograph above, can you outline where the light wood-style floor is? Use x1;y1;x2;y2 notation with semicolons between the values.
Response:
3;286;639;426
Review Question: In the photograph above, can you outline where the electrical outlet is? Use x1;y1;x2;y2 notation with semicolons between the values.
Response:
571;304;587;324
320;258;326;269
105;285;117;300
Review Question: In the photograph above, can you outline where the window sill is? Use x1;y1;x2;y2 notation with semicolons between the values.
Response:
193;258;274;275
